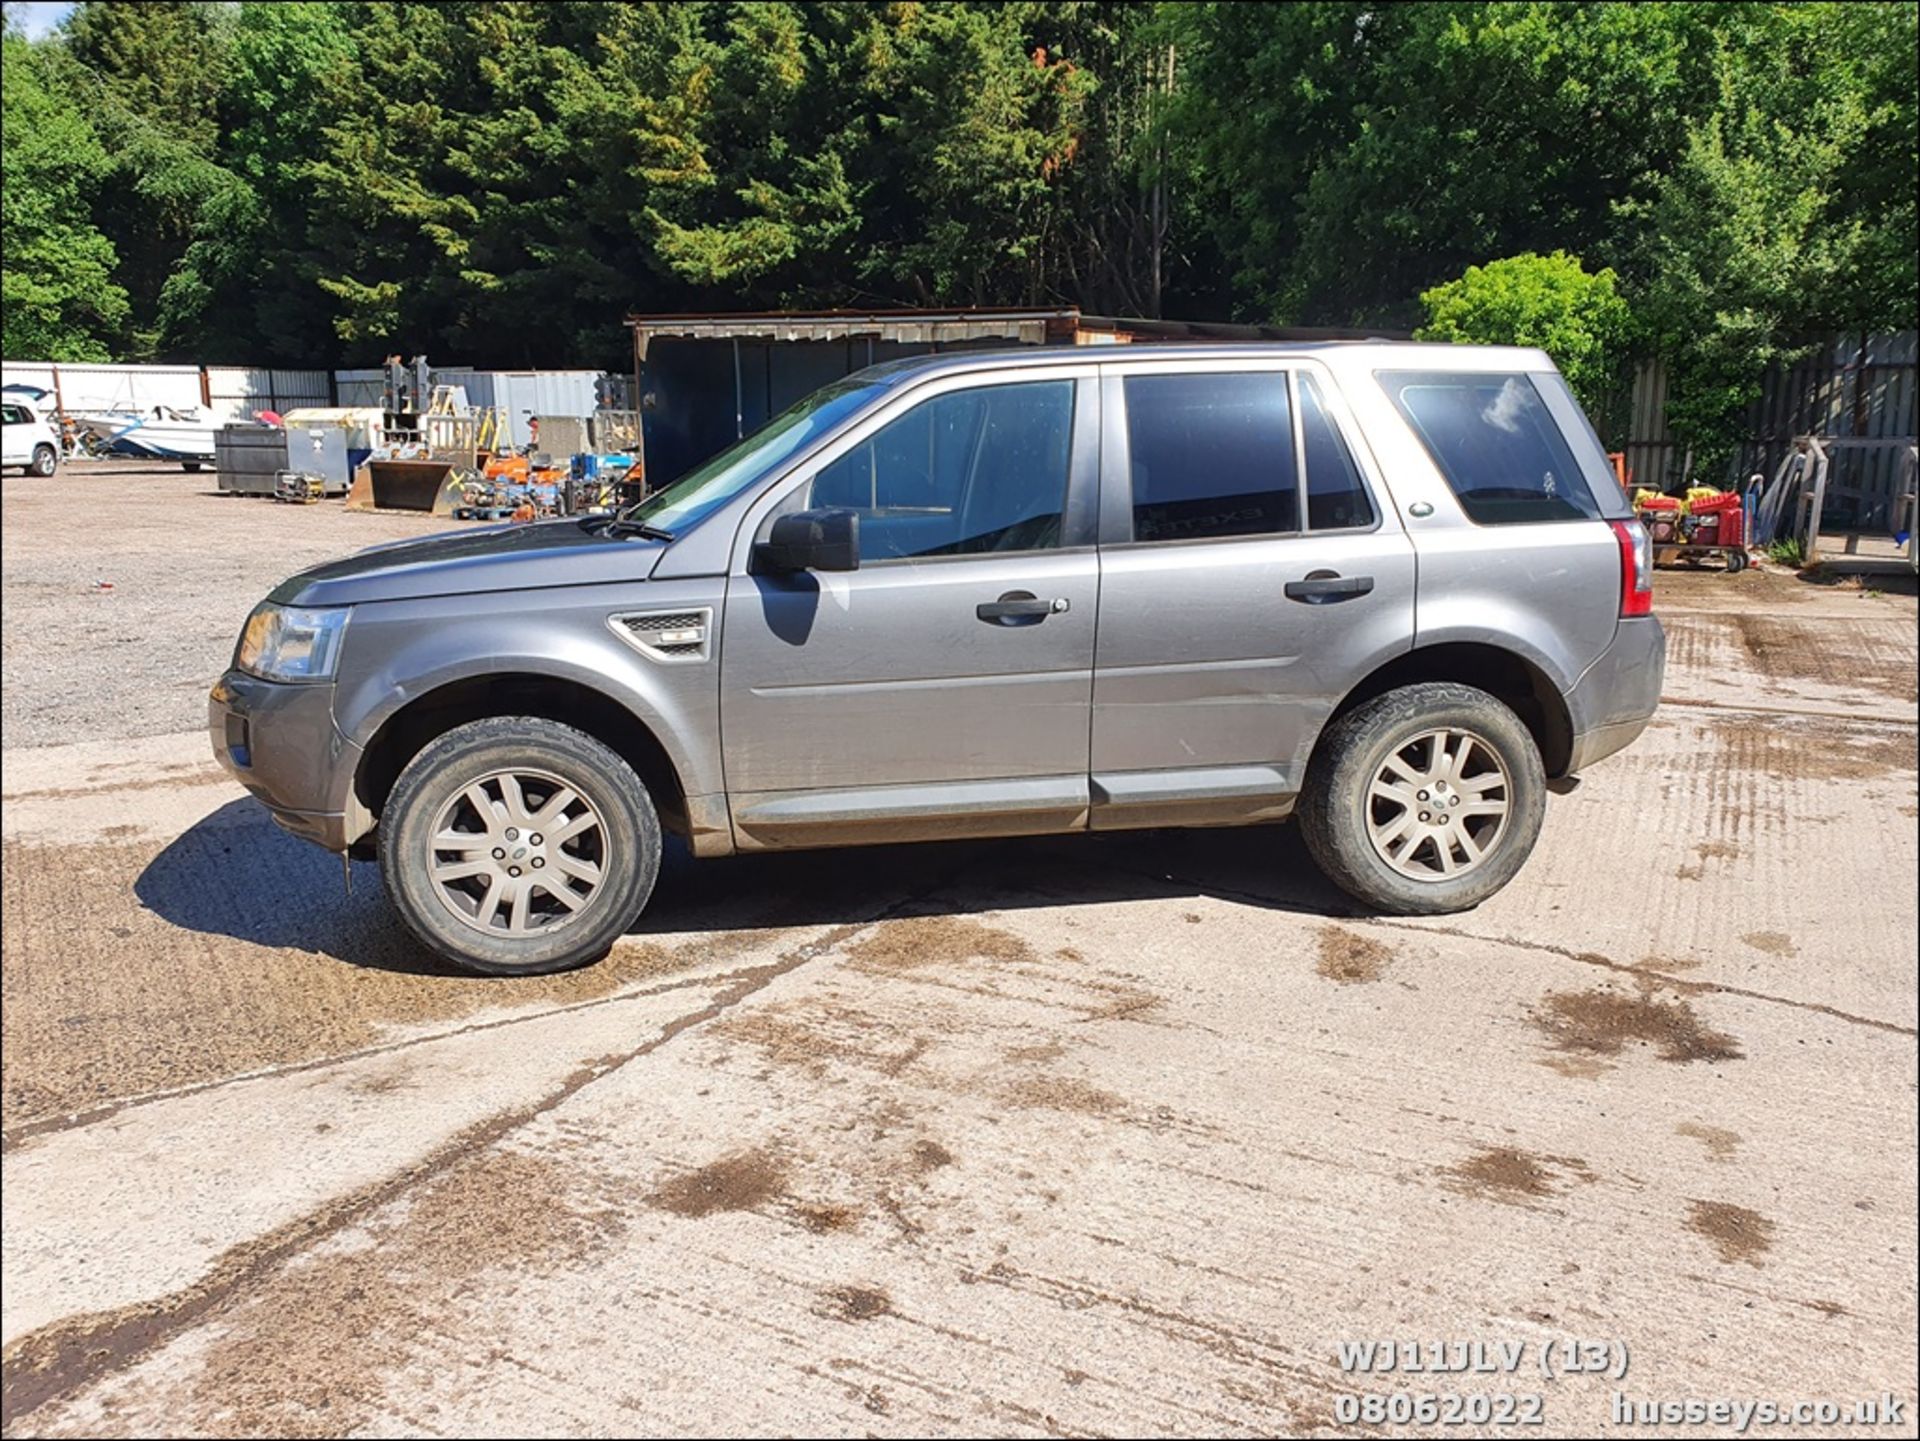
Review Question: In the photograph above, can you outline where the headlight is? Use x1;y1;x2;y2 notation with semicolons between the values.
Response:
236;604;350;682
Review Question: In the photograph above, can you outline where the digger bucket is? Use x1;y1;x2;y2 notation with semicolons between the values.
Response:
347;458;465;515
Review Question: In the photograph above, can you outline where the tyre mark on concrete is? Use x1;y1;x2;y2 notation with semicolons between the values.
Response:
0;913;896;1430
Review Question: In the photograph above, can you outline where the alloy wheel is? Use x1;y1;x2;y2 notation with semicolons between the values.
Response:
1364;727;1512;880
427;768;609;935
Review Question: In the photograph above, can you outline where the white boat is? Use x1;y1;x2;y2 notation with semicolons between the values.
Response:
73;406;220;464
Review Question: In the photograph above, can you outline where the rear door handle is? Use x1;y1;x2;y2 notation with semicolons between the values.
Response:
977;591;1068;624
1284;572;1374;603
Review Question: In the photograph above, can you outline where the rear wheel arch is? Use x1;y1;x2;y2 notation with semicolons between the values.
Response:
352;673;691;850
1319;642;1574;779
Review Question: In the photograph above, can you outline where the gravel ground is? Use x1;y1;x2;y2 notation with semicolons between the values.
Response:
0;462;460;748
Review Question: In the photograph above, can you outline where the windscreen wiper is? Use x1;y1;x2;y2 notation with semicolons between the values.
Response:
583;514;675;542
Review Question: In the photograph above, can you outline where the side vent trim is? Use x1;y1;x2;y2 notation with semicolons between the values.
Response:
608;607;713;664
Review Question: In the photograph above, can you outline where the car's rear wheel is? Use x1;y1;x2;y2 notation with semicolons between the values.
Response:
29;445;57;477
378;716;661;975
1299;682;1546;915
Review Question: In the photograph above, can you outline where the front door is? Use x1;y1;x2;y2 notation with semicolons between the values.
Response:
1089;362;1417;828
720;367;1102;850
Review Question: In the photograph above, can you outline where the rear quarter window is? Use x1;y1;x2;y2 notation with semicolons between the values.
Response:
1378;371;1601;525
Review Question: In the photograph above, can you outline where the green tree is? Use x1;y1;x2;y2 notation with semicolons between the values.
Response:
0;30;130;359
1172;1;1711;325
63;0;235;355
1415;251;1632;411
1618;2;1918;465
161;1;358;362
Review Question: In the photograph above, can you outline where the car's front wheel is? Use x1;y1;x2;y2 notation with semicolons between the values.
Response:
1298;681;1546;915
29;445;57;477
378;716;662;975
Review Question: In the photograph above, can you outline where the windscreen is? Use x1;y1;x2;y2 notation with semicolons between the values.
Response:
623;377;889;535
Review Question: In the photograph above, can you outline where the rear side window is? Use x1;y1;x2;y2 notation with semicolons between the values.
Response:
0;405;25;426
1379;371;1601;524
1300;375;1374;530
1124;372;1298;541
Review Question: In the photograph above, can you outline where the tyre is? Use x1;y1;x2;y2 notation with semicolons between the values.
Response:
1725;547;1748;573
29;445;57;477
378;716;661;975
1299;682;1546;915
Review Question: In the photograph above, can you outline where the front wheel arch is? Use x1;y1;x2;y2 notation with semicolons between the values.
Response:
354;674;691;848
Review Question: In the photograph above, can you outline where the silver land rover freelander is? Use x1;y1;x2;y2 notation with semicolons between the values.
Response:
211;344;1664;975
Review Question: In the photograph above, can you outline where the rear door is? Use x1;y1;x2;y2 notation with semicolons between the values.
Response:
1370;365;1624;697
1088;358;1416;828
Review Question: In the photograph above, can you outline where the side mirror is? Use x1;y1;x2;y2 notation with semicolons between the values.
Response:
754;507;860;573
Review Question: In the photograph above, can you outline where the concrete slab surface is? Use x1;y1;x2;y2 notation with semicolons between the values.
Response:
2;471;1914;1436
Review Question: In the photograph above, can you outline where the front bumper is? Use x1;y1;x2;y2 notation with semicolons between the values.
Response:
1565;616;1666;773
209;671;365;852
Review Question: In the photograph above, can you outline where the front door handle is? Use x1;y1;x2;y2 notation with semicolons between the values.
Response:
1284;572;1375;603
977;591;1068;625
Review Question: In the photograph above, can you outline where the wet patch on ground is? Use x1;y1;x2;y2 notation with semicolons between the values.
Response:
1711;714;1918;784
714;1004;936;1080
647;1149;787;1219
1440;1146;1597;1204
791;1202;861;1233
1000;1074;1127;1116
823;1285;892;1322
1315;926;1394;985
1675;1123;1741;1162
1686;1199;1775;1266
843;915;1032;973
1740;930;1799;958
1531;988;1744;1065
1733;614;1919;705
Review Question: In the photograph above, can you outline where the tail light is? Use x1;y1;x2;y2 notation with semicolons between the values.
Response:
1611;518;1653;617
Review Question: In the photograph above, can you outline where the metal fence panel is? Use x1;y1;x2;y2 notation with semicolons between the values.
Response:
333;369;385;408
4;363;202;417
203;367;332;422
1622;331;1918;533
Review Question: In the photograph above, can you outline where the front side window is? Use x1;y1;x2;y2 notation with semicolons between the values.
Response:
1123;372;1298;542
1379;370;1601;524
805;379;1074;560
